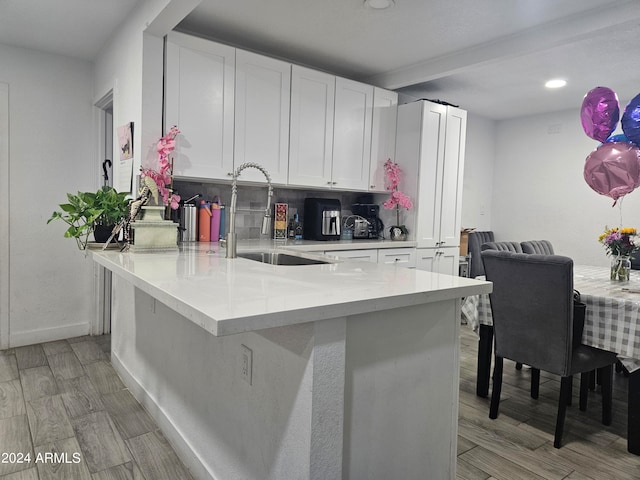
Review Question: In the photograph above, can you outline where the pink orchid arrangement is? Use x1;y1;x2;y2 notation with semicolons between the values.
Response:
141;125;181;210
382;159;413;226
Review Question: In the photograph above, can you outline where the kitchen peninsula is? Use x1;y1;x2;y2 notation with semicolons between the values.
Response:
92;243;491;480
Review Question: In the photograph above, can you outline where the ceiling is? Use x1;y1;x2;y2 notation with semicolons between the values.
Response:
2;0;639;120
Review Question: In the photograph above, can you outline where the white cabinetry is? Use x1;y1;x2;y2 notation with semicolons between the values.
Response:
415;248;458;276
369;88;398;192
378;247;416;268
165;32;235;180
324;249;378;263
288;65;335;187
234;50;291;184
332;78;373;191
397;100;466;275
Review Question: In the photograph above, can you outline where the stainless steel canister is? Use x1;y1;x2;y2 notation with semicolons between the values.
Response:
180;204;197;242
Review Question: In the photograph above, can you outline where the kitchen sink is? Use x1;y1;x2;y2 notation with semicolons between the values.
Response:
238;251;330;266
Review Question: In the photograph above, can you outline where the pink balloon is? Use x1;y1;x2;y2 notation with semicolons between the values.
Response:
581;87;620;142
584;142;640;202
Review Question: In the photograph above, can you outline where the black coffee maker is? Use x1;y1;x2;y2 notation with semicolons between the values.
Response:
351;203;384;239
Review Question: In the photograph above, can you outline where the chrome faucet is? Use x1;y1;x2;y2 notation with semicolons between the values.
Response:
225;162;273;258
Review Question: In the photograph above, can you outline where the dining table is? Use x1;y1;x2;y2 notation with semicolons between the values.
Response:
461;264;640;455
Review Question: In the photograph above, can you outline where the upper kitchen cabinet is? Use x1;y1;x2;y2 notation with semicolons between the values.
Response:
369;88;398;192
331;78;374;191
288;65;335;187
234;50;291;184
165;32;235;180
397;100;467;250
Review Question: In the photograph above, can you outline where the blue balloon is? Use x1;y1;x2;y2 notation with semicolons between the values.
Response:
621;93;640;146
605;134;631;143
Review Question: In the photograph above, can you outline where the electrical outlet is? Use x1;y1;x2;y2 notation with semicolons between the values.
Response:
241;344;253;385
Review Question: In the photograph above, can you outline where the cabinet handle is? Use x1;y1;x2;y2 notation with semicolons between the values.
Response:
327;181;332;185
440;241;446;245
395;258;400;262
332;181;337;185
435;241;441;246
370;185;376;189
227;172;233;177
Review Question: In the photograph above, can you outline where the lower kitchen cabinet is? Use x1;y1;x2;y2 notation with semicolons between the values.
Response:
415;248;458;276
324;249;378;263
377;248;416;268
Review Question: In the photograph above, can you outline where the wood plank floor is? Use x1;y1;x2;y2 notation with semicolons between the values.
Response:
2;328;640;479
457;323;640;480
0;335;192;480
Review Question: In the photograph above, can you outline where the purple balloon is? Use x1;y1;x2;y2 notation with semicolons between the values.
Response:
581;87;620;142
584;142;640;202
621;92;640;147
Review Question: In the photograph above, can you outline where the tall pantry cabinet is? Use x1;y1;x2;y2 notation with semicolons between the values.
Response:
396;100;467;276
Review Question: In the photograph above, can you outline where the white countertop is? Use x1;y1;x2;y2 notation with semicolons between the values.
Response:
92;242;491;336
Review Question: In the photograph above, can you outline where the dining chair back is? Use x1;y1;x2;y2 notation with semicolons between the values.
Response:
467;231;494;278
481;250;617;448
521;240;555;255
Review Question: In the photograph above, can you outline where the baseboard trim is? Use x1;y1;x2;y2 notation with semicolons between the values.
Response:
110;352;214;480
10;322;90;348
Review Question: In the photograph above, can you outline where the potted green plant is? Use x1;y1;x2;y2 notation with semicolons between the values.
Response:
48;186;130;250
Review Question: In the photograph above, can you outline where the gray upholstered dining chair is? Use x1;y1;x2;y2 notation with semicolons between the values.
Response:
467;231;494;278
521;240;555;255
481;250;618;448
481;241;523;253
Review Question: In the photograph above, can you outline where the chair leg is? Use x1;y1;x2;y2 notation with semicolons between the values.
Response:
489;356;504;419
567;379;573;406
477;325;493;398
554;376;572;448
600;365;613;426
579;371;590;411
531;368;540;399
589;370;596;391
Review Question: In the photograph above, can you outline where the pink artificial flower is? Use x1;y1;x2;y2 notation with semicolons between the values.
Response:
140;126;181;209
382;159;412;210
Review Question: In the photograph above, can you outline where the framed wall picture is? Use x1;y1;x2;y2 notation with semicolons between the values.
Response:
117;122;133;160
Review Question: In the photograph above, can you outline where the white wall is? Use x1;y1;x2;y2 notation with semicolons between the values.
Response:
0;43;96;346
490;107;640;266
461;113;495;231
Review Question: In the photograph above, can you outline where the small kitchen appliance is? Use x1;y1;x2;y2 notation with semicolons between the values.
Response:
303;198;341;241
351;203;384;239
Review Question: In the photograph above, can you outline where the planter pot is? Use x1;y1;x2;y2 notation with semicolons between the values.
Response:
389;225;408;241
93;224;115;243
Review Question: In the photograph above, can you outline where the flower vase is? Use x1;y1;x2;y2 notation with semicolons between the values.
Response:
610;255;631;282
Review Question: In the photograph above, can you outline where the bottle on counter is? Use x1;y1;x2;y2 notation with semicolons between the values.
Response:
293;213;303;240
198;200;212;242
210;197;221;243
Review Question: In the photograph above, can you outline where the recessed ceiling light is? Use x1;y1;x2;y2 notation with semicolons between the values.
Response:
545;79;567;89
364;0;395;9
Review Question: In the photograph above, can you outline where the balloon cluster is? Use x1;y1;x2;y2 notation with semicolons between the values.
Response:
582;87;640;204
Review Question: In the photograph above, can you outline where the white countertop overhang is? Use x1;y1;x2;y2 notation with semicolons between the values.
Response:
92;242;491;336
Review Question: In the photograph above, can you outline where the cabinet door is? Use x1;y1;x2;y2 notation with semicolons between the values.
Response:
415;247;458;275
415;102;447;248
438;106;467;248
332;78;373;191
378;247;416;268
325;249;378;263
288;65;335;188
165;32;235;180
369;88;398;192
235;50;291;184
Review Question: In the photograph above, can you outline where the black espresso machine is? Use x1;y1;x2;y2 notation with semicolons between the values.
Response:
351;203;384;239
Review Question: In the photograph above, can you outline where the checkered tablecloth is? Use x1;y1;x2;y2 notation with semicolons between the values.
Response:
461;265;640;372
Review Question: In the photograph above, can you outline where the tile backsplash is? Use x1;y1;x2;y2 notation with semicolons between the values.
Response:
173;180;398;240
